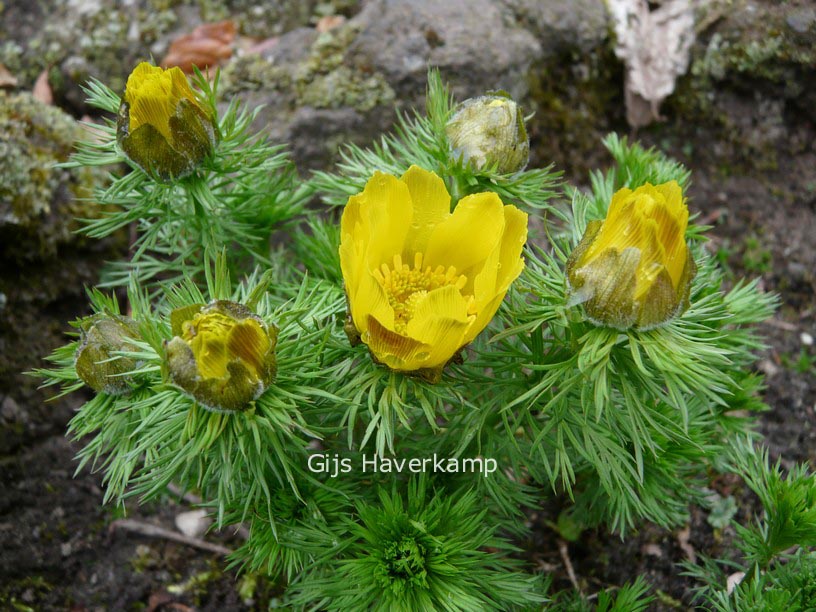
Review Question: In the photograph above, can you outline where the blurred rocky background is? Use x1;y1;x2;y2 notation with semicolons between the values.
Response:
1;0;814;608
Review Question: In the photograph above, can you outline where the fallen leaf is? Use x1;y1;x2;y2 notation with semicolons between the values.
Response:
161;20;236;74
0;63;17;89
609;0;695;128
676;525;697;563
726;571;746;594
316;14;346;33
33;69;54;105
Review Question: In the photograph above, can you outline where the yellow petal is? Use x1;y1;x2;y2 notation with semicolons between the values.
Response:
226;319;269;381
404;285;472;369
461;291;506;346
344;172;413;276
423;191;505;287
468;205;527;340
350;269;396;334
195;334;227;379
496;205;528;289
169;66;198;104
340;172;413;306
400;165;452;257
339;198;369;305
365;314;431;371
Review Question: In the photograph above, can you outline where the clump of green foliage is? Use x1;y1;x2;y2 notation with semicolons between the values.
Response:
35;66;798;610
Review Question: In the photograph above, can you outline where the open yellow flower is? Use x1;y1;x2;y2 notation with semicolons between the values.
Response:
165;301;277;412
116;62;216;180
566;181;696;330
340;165;528;381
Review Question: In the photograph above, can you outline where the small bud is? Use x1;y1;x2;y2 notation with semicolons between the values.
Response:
165;300;277;412
566;181;697;330
75;315;142;395
445;93;529;174
116;62;216;181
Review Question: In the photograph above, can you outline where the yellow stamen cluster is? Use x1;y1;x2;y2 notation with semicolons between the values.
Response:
373;253;470;333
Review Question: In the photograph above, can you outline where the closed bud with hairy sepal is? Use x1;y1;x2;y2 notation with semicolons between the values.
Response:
75;315;142;395
445;93;529;173
116;62;216;181
165;300;277;412
567;181;697;330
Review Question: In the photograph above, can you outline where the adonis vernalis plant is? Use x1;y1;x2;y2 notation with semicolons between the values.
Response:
35;66;793;609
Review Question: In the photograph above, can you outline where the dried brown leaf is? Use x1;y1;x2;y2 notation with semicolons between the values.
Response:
33;70;53;105
161;20;236;74
0;63;17;89
316;15;346;33
676;525;697;563
609;0;695;128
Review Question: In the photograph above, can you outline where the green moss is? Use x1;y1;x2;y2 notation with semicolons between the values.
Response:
3;0;179;91
221;54;292;93
669;4;816;170
0;576;54;610
130;544;160;573
527;44;624;176
197;0;313;37
222;23;394;112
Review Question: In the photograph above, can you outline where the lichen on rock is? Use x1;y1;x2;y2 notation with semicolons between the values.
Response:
670;1;816;170
0;91;98;256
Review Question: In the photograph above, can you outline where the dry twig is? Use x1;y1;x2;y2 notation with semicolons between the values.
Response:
110;518;232;556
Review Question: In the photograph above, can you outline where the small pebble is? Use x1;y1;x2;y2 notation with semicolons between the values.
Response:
175;509;211;538
758;358;779;378
786;8;816;34
726;571;746;594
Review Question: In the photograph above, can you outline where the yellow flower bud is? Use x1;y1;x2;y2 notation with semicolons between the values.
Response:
165;301;277;412
566;181;697;330
116;62;216;181
75;315;142;395
340;165;528;382
445;94;529;174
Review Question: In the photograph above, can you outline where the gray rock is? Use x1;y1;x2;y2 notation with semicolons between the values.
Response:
786;7;816;35
1;396;22;423
347;0;543;103
500;0;609;55
227;0;597;170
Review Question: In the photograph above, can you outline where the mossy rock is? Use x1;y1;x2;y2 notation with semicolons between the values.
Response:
0;91;98;260
666;0;816;171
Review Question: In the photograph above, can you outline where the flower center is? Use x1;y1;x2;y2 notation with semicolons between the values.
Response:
373;253;467;333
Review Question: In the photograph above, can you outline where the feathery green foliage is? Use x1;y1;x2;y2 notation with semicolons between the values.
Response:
35;66;787;610
683;440;816;610
64;70;309;288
